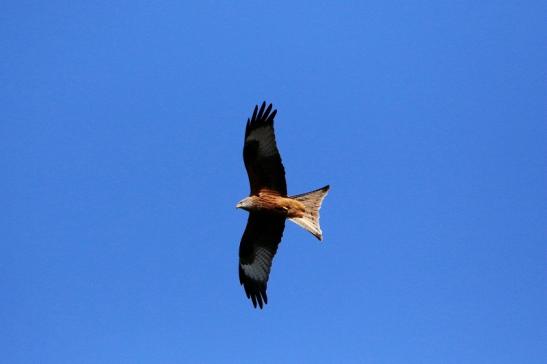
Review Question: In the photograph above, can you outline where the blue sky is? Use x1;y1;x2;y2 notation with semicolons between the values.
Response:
1;1;546;363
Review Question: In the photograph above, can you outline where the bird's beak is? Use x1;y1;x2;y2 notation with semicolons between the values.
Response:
236;202;242;209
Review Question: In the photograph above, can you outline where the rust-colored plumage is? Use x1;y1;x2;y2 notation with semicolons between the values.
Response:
236;102;330;309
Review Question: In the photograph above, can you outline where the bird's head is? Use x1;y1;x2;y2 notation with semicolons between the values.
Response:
236;197;252;211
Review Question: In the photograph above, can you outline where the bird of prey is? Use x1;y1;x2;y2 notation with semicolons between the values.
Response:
236;102;330;309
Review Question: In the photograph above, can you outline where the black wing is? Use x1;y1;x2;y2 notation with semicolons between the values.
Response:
238;212;286;308
243;102;287;196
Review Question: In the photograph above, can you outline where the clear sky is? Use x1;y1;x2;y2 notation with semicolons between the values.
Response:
1;1;546;363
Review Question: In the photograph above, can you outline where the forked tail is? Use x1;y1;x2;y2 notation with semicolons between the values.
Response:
289;185;330;240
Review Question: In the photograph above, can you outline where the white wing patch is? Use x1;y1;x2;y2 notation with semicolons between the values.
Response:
240;246;273;282
246;126;277;157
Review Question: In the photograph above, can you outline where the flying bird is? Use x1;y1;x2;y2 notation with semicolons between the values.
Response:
236;102;330;309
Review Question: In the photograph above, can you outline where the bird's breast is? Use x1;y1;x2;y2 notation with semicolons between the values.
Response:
251;193;305;218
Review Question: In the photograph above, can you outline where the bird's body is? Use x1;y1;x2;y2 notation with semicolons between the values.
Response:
237;190;306;218
236;102;329;308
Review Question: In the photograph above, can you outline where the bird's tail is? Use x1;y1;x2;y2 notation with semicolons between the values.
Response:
289;185;330;240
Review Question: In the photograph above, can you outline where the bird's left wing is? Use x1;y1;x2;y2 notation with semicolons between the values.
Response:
243;102;287;196
238;212;286;308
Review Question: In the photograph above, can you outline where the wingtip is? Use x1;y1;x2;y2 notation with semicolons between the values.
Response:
251;105;258;122
247;102;277;130
241;279;269;309
264;103;272;118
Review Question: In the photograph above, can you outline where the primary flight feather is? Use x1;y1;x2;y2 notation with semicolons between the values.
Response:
236;102;330;309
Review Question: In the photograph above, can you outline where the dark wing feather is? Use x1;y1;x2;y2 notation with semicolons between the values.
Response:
243;102;287;196
238;212;285;309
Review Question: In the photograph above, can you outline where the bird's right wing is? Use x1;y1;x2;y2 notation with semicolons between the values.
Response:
238;212;285;309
